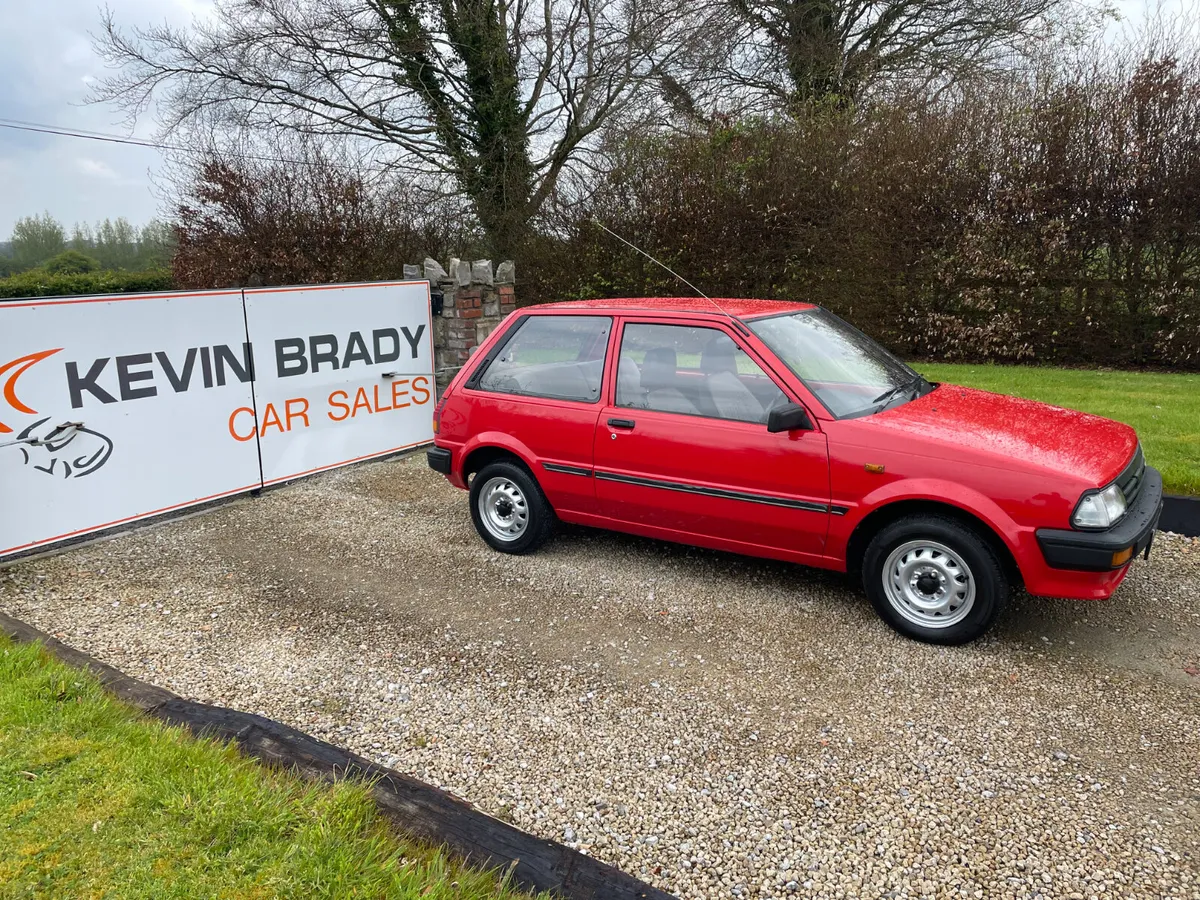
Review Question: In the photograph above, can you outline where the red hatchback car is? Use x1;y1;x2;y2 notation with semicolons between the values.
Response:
427;299;1162;644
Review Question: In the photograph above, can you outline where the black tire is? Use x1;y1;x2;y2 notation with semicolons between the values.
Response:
468;460;555;554
861;514;1008;645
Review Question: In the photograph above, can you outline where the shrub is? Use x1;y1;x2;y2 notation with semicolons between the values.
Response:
43;250;102;275
171;149;476;289
0;268;175;299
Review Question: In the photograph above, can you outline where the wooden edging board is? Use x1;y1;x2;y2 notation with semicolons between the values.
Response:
0;611;675;900
1161;494;1200;538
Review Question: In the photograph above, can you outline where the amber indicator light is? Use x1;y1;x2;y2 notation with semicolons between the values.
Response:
1111;547;1133;566
865;463;886;474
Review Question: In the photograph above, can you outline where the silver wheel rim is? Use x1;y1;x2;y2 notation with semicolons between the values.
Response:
478;476;529;542
882;539;975;629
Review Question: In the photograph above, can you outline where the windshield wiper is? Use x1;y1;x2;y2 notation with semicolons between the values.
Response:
872;374;927;410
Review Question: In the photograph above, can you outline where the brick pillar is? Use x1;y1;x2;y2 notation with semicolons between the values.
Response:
425;257;516;391
496;260;516;319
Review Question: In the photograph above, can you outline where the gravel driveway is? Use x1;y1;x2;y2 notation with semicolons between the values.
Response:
3;453;1198;899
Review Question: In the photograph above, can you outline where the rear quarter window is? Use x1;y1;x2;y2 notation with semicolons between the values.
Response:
476;315;612;403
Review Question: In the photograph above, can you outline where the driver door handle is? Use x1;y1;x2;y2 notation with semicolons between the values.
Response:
608;418;636;429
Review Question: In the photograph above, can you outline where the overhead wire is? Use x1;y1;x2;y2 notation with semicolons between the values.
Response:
0;117;375;169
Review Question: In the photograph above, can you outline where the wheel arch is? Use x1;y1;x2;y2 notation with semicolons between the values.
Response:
845;499;1022;589
462;445;533;483
458;433;538;483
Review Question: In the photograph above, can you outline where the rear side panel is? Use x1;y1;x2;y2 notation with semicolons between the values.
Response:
434;311;613;516
455;396;603;514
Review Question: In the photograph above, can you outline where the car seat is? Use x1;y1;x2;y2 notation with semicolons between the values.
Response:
639;347;696;414
700;336;764;422
617;355;647;408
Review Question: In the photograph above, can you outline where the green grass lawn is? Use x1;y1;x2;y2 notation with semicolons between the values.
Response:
0;636;537;900
916;362;1200;497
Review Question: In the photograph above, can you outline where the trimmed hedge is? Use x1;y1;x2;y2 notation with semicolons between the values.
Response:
0;268;174;300
526;56;1200;370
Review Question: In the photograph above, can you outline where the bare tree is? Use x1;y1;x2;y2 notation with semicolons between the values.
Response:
671;0;1107;110
94;0;689;257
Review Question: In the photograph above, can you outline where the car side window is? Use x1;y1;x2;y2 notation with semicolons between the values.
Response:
477;315;611;403
616;323;787;423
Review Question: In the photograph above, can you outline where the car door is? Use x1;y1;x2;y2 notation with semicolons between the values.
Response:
460;313;612;516
592;318;831;560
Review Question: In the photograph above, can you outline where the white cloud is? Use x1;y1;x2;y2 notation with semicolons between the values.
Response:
61;35;95;68
74;157;121;180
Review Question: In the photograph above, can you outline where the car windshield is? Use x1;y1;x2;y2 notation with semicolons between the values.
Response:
749;308;928;418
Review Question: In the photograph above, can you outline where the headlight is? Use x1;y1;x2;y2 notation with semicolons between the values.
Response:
1072;483;1127;529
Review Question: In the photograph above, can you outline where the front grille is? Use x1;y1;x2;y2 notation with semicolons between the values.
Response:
1116;444;1146;506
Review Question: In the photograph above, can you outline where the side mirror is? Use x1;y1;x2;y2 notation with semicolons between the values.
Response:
767;403;814;433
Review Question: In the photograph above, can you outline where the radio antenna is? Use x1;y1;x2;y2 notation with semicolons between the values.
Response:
592;220;714;303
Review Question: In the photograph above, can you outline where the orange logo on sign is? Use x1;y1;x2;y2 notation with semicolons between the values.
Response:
0;349;62;434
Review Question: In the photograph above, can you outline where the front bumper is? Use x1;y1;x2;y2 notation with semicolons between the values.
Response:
1037;466;1163;571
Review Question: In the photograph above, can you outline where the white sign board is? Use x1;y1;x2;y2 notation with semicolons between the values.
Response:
0;290;259;558
1;282;433;558
243;283;435;486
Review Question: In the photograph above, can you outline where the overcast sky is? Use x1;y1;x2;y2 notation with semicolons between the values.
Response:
0;0;1187;240
0;0;212;240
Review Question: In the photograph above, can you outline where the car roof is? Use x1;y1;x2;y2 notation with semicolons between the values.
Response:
537;297;816;319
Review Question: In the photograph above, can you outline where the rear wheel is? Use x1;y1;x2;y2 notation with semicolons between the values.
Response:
469;460;554;554
862;514;1008;645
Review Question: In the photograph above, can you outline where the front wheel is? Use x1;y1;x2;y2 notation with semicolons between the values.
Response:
468;460;555;554
862;514;1009;645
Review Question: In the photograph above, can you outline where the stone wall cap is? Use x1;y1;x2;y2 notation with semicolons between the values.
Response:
424;257;448;281
471;259;494;285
